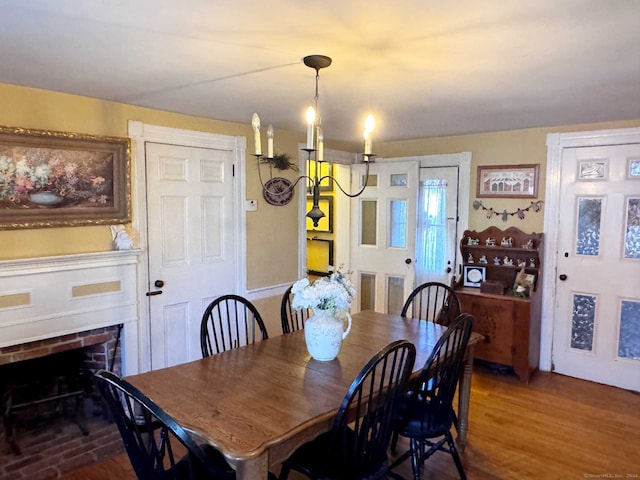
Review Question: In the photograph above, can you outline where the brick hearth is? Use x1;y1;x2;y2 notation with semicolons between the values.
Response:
0;413;124;480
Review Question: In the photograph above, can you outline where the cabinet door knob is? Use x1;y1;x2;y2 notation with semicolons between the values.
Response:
405;258;412;265
559;274;568;281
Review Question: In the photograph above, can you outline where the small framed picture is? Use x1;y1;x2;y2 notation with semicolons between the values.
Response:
476;164;539;198
463;265;486;287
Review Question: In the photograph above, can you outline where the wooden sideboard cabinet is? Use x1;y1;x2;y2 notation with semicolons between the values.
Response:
455;226;543;383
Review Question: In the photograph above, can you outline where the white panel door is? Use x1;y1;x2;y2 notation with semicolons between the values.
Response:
145;142;236;369
350;161;419;315
553;144;640;391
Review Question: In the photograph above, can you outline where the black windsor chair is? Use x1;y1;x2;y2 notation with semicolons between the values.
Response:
200;294;269;357
389;313;474;480
94;369;237;480
401;281;461;326
277;339;416;480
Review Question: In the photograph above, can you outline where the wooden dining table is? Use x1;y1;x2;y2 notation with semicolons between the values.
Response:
126;310;483;479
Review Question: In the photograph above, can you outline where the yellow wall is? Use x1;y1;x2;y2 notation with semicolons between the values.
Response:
0;83;307;289
2;82;639;289
379;119;640;233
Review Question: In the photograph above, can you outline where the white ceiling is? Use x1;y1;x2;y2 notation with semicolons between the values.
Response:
1;1;639;143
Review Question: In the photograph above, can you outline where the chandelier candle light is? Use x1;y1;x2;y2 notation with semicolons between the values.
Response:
252;54;376;227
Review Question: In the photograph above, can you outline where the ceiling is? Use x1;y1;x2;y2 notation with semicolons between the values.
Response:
1;1;639;143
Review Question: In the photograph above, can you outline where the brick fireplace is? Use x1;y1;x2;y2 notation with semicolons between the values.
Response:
0;250;140;478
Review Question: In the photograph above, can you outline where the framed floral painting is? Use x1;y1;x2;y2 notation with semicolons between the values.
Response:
0;126;130;230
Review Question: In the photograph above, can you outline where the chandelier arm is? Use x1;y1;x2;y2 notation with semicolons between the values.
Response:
319;161;371;198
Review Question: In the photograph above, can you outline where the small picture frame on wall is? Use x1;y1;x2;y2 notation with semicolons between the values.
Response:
463;265;486;287
477;164;539;198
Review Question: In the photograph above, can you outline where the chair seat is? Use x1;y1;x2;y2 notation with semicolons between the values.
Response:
395;393;453;440
282;428;389;480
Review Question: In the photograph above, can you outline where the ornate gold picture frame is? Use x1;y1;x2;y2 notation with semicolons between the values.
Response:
0;126;131;230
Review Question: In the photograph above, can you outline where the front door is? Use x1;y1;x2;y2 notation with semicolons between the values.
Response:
145;142;237;369
552;143;640;391
349;161;419;314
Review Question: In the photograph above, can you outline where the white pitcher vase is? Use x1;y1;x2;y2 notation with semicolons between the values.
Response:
304;309;352;361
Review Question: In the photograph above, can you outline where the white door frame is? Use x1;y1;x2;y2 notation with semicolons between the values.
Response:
128;120;247;373
542;127;640;372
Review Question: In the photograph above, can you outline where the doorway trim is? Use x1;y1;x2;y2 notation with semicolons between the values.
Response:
128;121;246;373
542;127;640;372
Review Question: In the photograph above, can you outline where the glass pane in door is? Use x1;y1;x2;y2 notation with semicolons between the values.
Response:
619;300;640;359
361;200;377;245
576;197;603;256
624;197;640;259
360;273;375;311
571;293;596;351
390;173;407;186
387;276;405;315
389;200;407;248
363;174;377;187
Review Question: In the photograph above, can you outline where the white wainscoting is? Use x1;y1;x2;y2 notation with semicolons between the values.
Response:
0;250;141;374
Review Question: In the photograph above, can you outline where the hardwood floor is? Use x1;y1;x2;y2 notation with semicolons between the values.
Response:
61;367;640;479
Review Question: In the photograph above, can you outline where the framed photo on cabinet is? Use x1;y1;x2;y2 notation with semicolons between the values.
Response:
463;265;486;287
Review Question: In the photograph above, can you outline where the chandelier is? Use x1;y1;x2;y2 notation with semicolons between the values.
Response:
252;54;375;227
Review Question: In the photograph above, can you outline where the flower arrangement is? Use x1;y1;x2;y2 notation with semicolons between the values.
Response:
291;271;356;315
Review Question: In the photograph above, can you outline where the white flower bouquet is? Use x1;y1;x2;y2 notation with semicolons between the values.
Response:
291;271;356;315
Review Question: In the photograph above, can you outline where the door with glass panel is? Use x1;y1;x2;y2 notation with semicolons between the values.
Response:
553;144;640;391
415;166;459;286
349;161;419;315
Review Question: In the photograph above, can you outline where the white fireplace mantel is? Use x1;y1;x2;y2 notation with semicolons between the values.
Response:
0;250;141;374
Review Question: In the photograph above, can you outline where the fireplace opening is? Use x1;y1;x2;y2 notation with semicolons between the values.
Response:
2;348;93;455
0;325;122;461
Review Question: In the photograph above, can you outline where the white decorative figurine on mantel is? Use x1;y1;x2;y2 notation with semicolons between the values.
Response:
111;225;134;250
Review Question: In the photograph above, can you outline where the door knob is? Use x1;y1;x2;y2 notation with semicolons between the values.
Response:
559;274;568;281
405;258;412;265
446;267;452;273
146;279;164;296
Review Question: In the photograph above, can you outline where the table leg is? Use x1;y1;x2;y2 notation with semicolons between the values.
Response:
456;344;475;452
232;453;270;480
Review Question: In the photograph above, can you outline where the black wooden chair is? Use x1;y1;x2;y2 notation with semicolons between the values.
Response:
389;313;474;480
277;339;416;480
200;294;269;357
94;369;236;480
401;282;461;326
280;284;311;334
